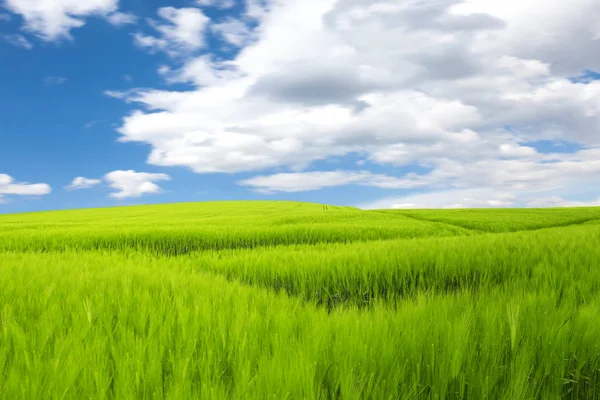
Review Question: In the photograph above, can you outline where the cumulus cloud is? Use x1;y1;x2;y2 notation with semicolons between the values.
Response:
239;170;429;193
241;147;600;196
133;7;209;56
0;174;51;203
106;0;600;206
104;170;170;199
66;177;102;190
65;172;170;198
3;34;33;49
4;0;120;40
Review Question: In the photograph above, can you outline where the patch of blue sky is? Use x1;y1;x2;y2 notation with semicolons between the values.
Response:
569;69;600;84
523;140;586;154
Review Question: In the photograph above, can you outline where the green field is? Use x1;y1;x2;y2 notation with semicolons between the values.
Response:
1;201;600;399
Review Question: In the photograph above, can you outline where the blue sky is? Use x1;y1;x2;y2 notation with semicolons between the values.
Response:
1;0;599;213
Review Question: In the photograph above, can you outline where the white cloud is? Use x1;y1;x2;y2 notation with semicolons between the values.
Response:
359;188;518;210
244;0;271;21
4;0;119;40
113;89;484;173
105;11;137;26
104;90;131;99
526;196;600;208
0;174;51;203
238;170;428;193
133;33;168;52
360;188;600;210
134;7;209;56
3;34;33;49
157;55;241;86
66;172;171;198
240;147;600;198
212;18;253;47
0;14;12;22
104;170;170;199
66;177;102;190
451;0;600;77
108;0;600;205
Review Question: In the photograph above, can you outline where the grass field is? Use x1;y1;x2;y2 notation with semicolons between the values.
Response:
1;201;600;399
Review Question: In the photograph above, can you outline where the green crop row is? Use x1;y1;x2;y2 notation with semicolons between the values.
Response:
381;207;600;232
183;222;600;308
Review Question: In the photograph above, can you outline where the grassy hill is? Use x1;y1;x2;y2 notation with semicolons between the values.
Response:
1;201;599;399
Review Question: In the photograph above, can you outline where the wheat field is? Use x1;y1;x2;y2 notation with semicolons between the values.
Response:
1;201;600;399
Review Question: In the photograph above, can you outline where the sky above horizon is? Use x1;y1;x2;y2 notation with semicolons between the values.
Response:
1;0;600;213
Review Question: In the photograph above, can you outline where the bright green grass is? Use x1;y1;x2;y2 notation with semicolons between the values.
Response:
0;202;472;253
380;207;600;232
1;201;600;399
183;222;600;308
